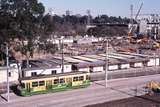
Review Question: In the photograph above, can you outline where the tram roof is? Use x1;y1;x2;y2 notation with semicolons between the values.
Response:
20;71;89;81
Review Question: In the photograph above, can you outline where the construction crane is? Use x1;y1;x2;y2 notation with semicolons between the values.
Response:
128;3;144;43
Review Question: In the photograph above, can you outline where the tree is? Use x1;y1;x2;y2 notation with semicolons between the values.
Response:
0;0;45;67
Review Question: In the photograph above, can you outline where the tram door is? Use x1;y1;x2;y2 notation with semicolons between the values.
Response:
66;77;72;86
46;80;52;89
26;83;30;92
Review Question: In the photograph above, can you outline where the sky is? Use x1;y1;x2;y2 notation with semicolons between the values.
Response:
39;0;160;17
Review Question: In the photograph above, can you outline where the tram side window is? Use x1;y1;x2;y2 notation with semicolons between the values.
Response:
59;78;65;83
54;79;59;84
73;77;79;82
32;82;38;87
86;75;90;80
39;81;45;86
79;76;84;81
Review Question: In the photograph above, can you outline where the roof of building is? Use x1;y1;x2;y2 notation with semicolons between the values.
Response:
71;52;150;68
64;57;86;63
72;56;100;62
22;52;152;70
22;59;61;71
73;60;105;68
48;57;71;65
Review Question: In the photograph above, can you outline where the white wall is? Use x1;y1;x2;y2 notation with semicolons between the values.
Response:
63;39;74;44
10;63;18;69
121;64;130;69
147;59;156;66
93;66;103;72
52;39;73;44
134;62;143;68
25;68;61;77
108;65;118;71
78;68;90;72
156;58;160;66
0;67;19;83
24;64;72;77
147;58;160;66
63;64;72;73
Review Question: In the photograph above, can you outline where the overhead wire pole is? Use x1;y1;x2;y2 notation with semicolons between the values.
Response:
87;9;91;26
130;4;133;25
154;53;157;74
6;43;10;102
105;39;109;88
61;37;64;73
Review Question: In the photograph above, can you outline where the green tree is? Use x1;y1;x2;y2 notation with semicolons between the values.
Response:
0;0;45;67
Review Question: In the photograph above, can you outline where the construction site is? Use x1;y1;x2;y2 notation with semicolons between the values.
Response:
27;3;160;59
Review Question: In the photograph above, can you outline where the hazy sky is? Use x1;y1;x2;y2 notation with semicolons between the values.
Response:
39;0;160;17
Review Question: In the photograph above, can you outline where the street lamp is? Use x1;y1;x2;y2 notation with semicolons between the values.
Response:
2;43;10;102
6;43;10;102
1;43;10;102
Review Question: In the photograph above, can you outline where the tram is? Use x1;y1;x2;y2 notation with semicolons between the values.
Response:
17;71;90;96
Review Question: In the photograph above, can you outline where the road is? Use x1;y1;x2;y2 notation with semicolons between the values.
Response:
1;74;160;107
90;66;160;81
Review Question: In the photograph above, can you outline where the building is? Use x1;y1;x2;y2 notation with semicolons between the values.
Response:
132;14;160;39
21;59;72;78
0;67;19;84
61;52;159;72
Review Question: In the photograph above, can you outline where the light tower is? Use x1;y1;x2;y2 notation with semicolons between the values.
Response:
130;4;134;26
86;9;91;26
66;10;71;16
48;8;54;40
86;10;96;31
48;8;55;16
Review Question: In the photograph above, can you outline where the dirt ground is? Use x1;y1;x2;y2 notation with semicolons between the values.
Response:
85;94;160;107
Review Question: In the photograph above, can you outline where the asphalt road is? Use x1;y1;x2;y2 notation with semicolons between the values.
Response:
90;66;160;81
1;74;160;107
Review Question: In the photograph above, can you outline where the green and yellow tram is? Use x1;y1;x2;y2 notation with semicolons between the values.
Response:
17;72;90;96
